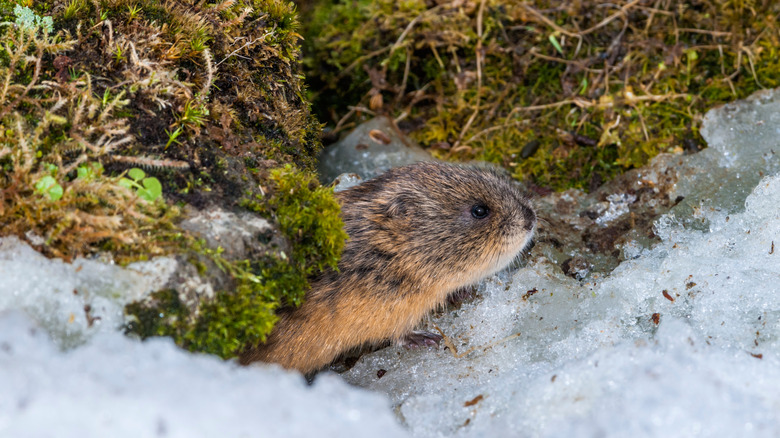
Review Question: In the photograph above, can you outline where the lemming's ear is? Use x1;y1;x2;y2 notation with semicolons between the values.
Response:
383;193;412;218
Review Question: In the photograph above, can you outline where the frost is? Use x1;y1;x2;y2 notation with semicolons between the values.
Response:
595;193;637;225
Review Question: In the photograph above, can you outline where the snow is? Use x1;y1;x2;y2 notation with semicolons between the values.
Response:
343;173;780;437
0;237;176;349
2;89;780;437
340;90;780;436
0;311;408;438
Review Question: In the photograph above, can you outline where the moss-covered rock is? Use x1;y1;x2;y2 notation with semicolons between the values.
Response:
301;0;780;190
125;166;346;359
0;2;344;359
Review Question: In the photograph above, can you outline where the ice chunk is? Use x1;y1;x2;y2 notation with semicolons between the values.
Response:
595;193;637;226
671;88;780;216
0;311;408;438
331;172;363;192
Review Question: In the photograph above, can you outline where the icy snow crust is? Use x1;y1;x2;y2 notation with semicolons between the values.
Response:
339;90;780;436
344;174;780;437
0;238;178;349
1;89;779;437
0;311;407;438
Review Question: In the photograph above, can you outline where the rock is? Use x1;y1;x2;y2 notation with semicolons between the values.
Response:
179;206;287;261
317;116;433;183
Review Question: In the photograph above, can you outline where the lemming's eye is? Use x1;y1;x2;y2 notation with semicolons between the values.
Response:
471;204;489;219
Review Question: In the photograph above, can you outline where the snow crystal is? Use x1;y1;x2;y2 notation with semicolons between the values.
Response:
595;193;637;226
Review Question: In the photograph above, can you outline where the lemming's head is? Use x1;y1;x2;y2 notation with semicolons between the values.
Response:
338;161;536;288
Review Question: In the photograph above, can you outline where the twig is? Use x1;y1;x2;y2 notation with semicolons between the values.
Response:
216;32;271;67
390;5;442;55
530;49;603;73
451;0;487;153
331;106;358;136
677;28;732;37
110;155;191;169
393;47;412;107
434;325;523;359
464;119;529;145
336;46;391;80
511;91;688;113
522;0;641;37
513;98;590;112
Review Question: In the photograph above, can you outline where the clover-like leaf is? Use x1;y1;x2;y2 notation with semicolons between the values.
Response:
118;177;136;189
35;175;63;201
77;162;103;181
120;168;162;201
128;168;146;181
137;177;162;202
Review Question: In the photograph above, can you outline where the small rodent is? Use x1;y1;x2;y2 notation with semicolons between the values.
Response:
240;161;536;374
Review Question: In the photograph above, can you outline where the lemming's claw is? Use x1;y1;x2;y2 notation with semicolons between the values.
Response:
447;286;476;306
400;330;443;349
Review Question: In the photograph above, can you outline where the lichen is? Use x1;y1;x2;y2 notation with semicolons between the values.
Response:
301;0;780;190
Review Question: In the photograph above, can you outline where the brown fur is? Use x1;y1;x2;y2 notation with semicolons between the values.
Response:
239;162;536;374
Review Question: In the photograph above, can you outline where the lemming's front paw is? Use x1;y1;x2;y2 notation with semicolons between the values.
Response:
399;330;443;349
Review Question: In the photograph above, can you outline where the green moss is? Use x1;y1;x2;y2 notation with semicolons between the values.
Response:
241;164;347;306
302;0;780;190
0;6;178;260
126;164;346;358
125;289;188;338
126;254;281;359
3;0;347;361
267;165;346;272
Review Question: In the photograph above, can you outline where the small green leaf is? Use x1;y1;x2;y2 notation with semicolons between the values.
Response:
128;168;146;181
138;177;162;201
548;33;563;55
118;177;136;189
78;162;104;180
35;176;63;201
165;127;183;150
35;175;55;192
43;163;58;174
48;184;64;201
